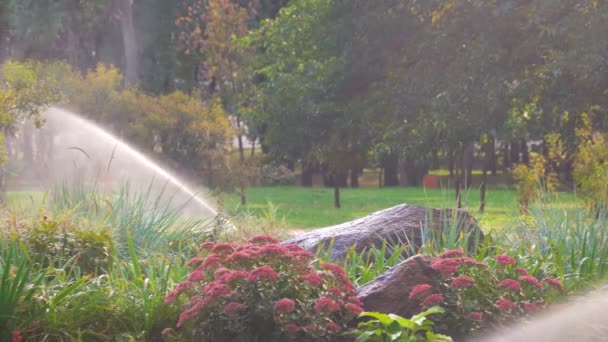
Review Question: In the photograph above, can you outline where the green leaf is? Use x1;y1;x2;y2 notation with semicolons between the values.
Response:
355;331;376;342
359;312;394;327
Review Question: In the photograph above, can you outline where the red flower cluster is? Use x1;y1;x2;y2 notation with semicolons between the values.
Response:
321;263;350;283
412;251;556;332
408;284;445;307
523;302;541;312
314;297;341;312
11;330;22;342
211;243;235;255
495;254;517;266
438;249;465;259
345;303;364;316
164;236;363;340
422;294;445;306
274;298;296;314
165;281;193;304
409;284;433;300
451;276;474;288
469;311;483;321
496;298;517;311
247;266;280;281
431;258;462;274
187;270;206;282
514;267;529;276
326;321;341;333
543;277;563;290
285;324;301;333
224;302;247;318
520;275;543;289
301;272;323;286
498;279;522;291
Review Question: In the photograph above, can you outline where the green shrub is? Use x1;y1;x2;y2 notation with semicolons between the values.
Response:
21;217;113;274
353;307;452;342
163;235;363;341
573;116;608;211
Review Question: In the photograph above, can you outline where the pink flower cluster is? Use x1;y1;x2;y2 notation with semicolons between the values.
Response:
498;279;521;291
410;250;563;331
408;284;444;307
164;235;363;339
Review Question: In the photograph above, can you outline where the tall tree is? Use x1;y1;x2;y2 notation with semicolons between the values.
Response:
115;0;138;84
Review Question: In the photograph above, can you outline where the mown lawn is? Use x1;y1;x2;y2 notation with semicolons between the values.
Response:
223;186;581;230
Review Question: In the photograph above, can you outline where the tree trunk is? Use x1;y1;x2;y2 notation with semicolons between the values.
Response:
462;143;475;188
250;138;255;157
334;184;341;209
207;159;214;187
378;168;383;188
336;172;348;188
382;154;399;187
240;187;246;206
66;29;80;69
236;134;245;163
502;143;511;171
301;162;314;187
455;148;464;208
489;135;497;176
510;141;520;165
350;168;360;188
117;0;138;84
480;169;487;214
403;157;425;186
322;164;332;187
22;123;34;165
448;155;455;178
521;139;529;166
480;148;490;214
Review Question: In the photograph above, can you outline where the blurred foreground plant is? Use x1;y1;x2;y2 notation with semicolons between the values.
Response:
353;307;452;342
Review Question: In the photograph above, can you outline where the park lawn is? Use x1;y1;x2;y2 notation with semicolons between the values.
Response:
223;186;582;230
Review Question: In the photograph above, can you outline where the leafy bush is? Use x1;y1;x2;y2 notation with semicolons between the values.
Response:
353;307;452;342
511;155;556;212
17;217;113;274
408;251;563;337
163;235;363;341
573;116;608;211
0;241;45;342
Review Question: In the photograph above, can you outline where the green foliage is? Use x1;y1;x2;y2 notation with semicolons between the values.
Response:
353;308;452;342
573;117;608;210
17;217;113;274
0;207;195;340
48;180;211;256
63;63;233;185
511;156;554;212
0;241;44;340
317;239;408;288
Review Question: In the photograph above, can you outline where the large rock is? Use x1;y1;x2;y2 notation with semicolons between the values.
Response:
355;255;438;319
283;204;483;261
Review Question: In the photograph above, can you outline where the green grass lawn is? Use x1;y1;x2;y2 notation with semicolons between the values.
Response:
223;186;581;230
